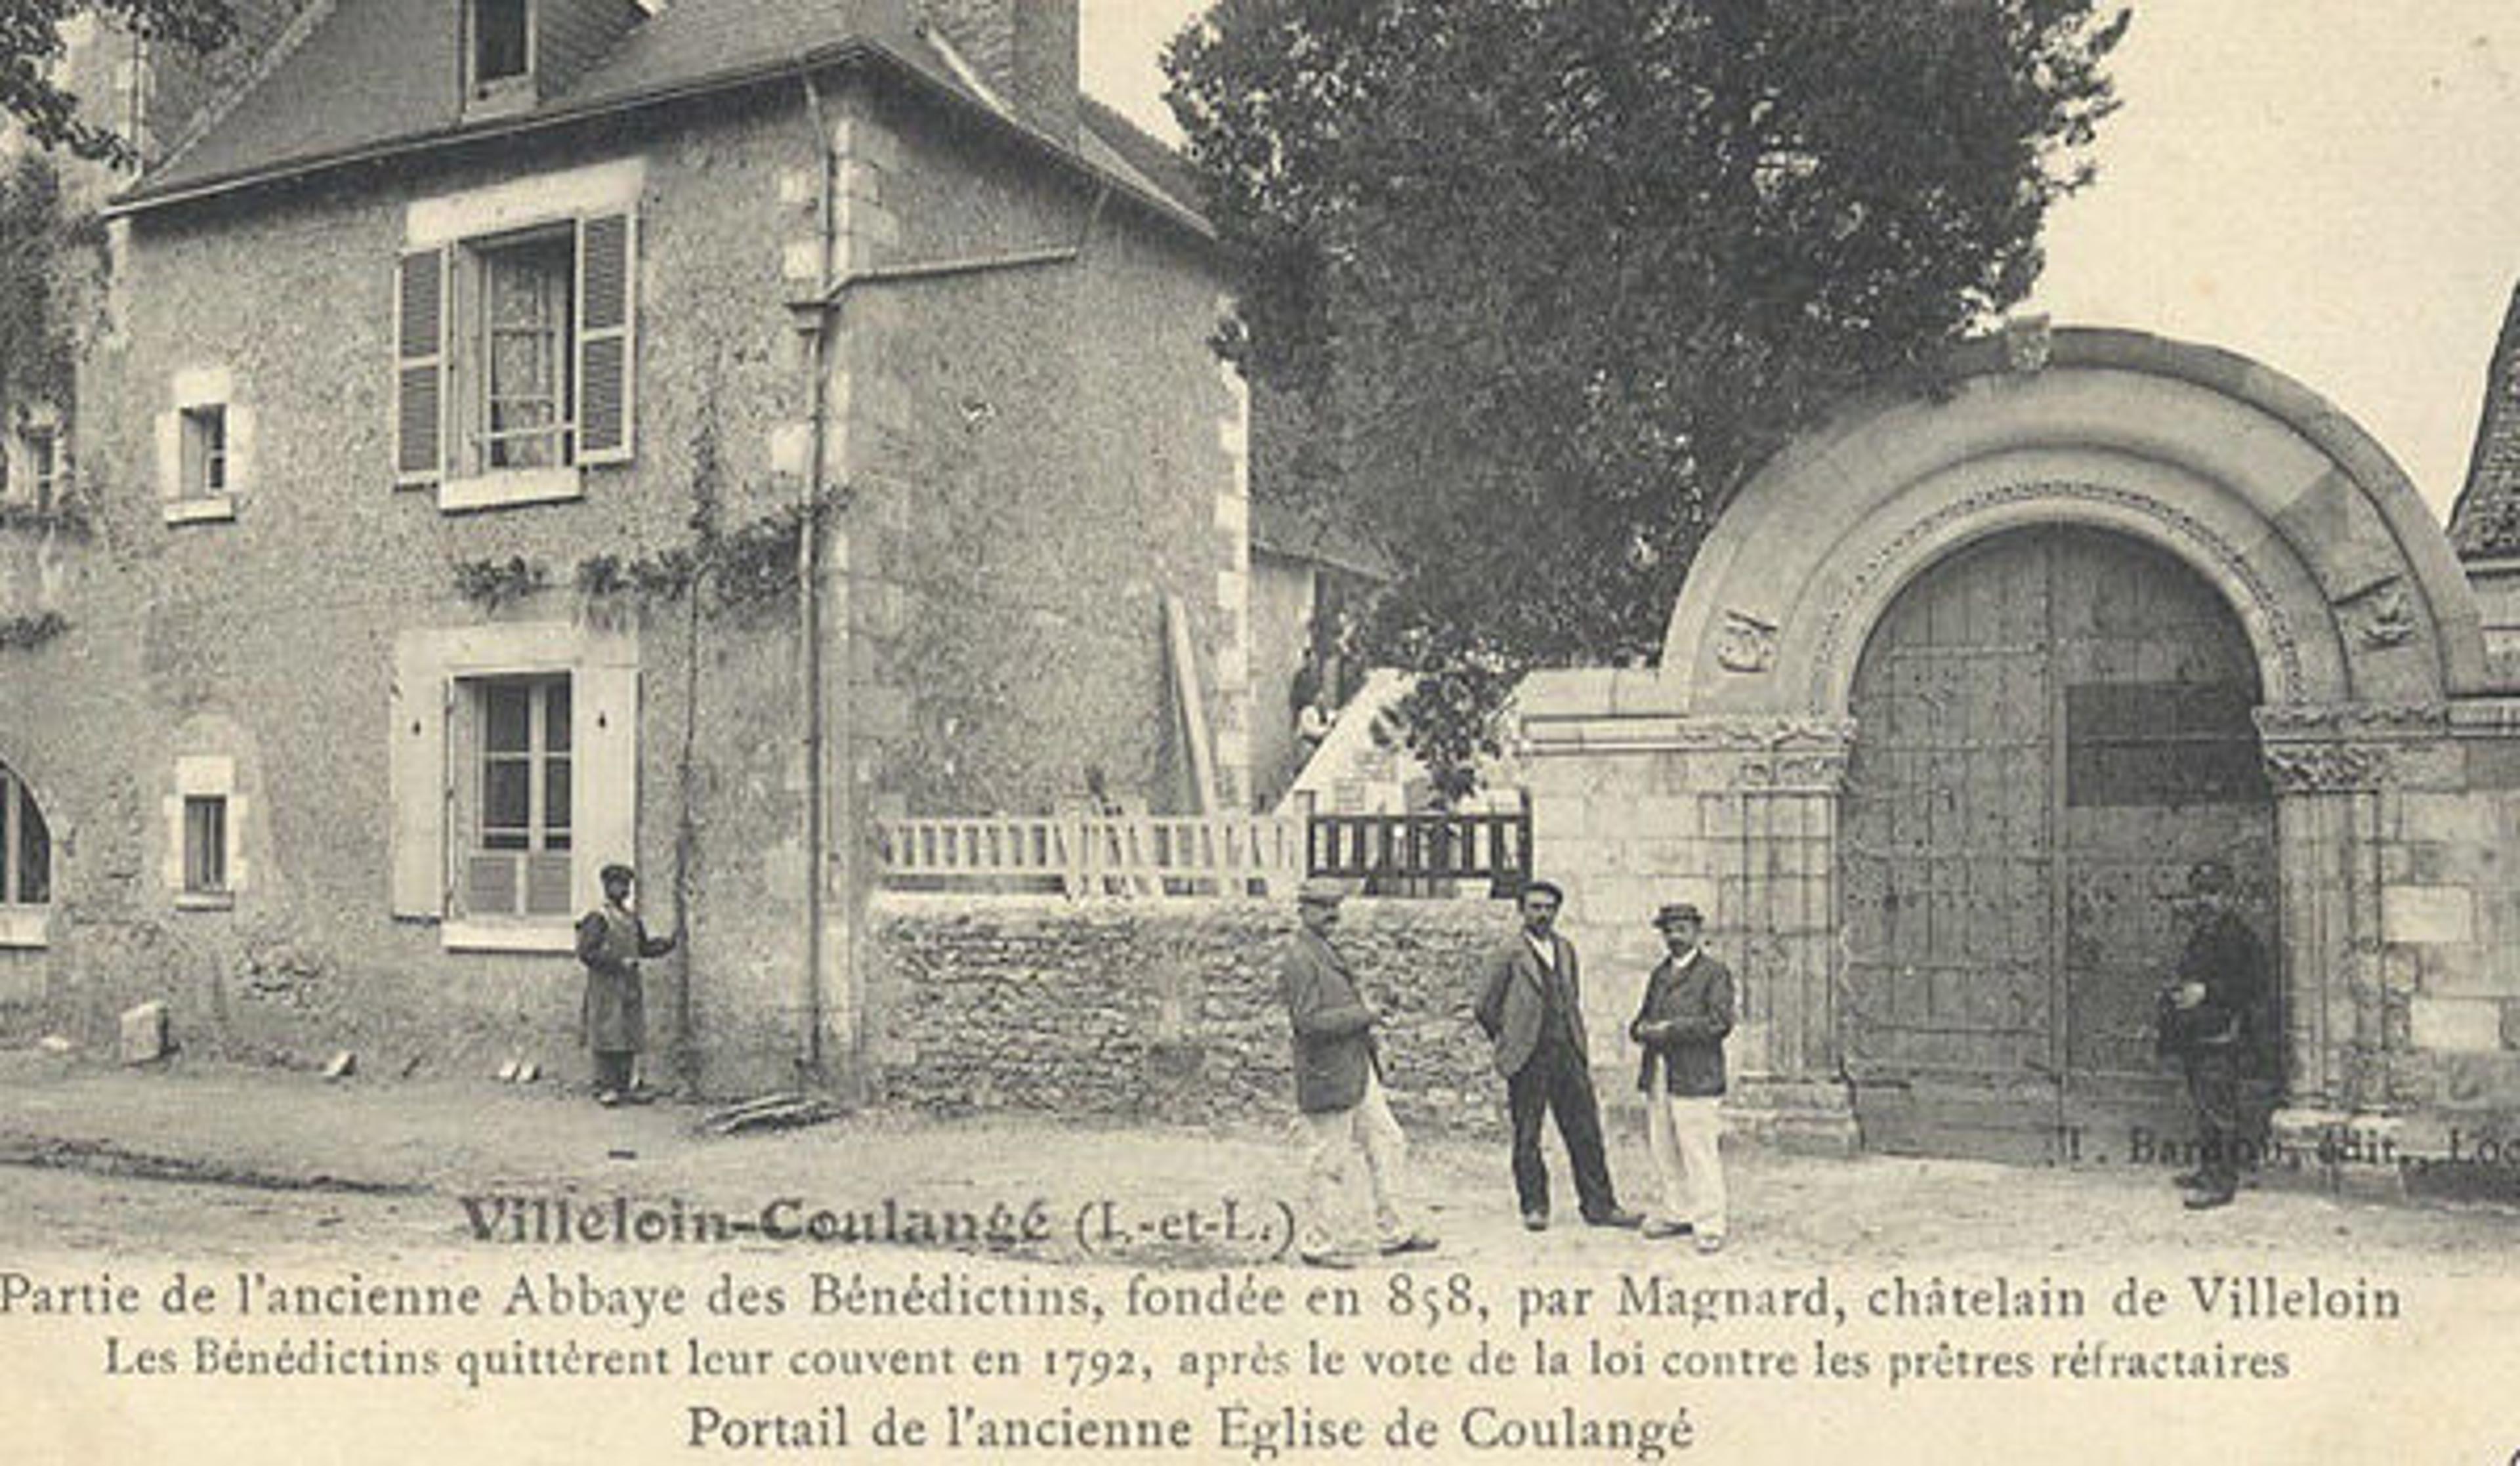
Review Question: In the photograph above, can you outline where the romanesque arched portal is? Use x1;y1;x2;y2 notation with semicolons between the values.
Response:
1520;327;2507;1164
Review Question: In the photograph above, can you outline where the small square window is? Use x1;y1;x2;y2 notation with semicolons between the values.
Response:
184;795;228;894
181;406;228;499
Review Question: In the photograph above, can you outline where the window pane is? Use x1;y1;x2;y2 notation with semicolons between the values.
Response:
484;757;531;833
484;682;531;752
185;796;226;893
482;237;572;469
543;754;571;837
476;0;528;80
545;681;571;752
16;781;47;905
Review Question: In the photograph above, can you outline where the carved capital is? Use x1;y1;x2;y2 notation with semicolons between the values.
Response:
2261;741;2392;793
1735;752;1848;791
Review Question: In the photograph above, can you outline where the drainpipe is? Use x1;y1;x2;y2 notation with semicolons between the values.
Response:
795;69;835;1083
782;73;1110;1085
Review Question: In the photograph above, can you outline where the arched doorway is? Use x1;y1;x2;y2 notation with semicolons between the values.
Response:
1838;526;2276;1159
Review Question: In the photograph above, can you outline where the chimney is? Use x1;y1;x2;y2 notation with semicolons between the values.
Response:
922;0;1078;148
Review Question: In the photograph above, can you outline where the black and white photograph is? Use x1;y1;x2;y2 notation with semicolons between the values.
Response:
0;0;2513;1459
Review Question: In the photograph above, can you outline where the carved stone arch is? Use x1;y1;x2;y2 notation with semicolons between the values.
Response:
1662;327;2483;720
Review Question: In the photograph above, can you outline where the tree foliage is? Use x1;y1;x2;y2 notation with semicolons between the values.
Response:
1;0;234;161
1167;0;2125;793
0;150;101;418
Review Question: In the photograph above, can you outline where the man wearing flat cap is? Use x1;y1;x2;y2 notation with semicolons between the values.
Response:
2157;858;2265;1209
576;862;675;1107
1278;876;1437;1267
1629;902;1732;1251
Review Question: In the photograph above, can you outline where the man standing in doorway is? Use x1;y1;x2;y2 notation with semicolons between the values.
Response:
577;863;675;1107
1278;877;1438;1268
1630;902;1732;1252
2158;858;2265;1210
1475;880;1642;1232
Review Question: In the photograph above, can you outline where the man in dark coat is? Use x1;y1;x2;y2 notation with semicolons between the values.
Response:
2158;858;2265;1209
576;863;674;1106
1629;902;1732;1251
1278;877;1437;1267
1474;879;1641;1231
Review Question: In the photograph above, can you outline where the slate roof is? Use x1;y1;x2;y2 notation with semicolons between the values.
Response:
1251;495;1394;581
114;0;1209;238
2449;280;2520;558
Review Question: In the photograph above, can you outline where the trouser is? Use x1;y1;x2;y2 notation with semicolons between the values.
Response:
1505;1036;1620;1219
1646;1093;1727;1236
1299;1072;1412;1253
593;1049;635;1095
2184;1047;2244;1192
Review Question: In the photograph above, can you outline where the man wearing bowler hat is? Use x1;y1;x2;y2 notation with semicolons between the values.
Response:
1278;876;1438;1267
576;862;675;1107
1629;902;1732;1251
1475;879;1641;1231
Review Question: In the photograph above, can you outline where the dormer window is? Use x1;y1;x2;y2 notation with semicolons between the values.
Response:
469;0;533;104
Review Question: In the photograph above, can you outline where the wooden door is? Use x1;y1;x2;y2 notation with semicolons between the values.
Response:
1840;527;2272;1160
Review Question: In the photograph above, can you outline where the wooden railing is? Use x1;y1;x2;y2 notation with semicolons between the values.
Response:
877;806;1532;899
1305;809;1533;898
876;814;1305;896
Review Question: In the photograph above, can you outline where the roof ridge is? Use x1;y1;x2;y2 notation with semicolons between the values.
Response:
148;0;342;184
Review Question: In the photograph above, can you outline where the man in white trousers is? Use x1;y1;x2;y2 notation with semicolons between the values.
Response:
1628;902;1732;1253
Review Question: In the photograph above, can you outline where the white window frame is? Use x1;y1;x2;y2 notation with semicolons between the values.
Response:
389;621;639;954
0;762;53;948
157;366;251;525
163;755;246;910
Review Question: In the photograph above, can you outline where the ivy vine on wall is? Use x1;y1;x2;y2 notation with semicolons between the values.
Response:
0;610;68;652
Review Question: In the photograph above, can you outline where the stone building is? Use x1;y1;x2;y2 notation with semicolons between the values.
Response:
1523;325;2520;1179
0;0;1254;1095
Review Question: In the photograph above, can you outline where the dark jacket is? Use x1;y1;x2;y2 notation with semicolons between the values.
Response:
2164;908;2265;1053
576;904;673;1053
1475;929;1586;1078
1279;927;1380;1114
1629;950;1734;1097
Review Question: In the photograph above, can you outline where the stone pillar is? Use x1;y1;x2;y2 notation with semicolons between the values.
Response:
1520;673;1858;1152
2256;703;2452;1183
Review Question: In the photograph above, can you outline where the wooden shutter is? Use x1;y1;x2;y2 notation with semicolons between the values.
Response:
388;669;450;917
572;663;639;915
574;213;636;465
395;247;449;486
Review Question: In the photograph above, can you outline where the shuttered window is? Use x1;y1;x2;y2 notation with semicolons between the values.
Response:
395;209;635;494
575;211;635;465
396;247;448;484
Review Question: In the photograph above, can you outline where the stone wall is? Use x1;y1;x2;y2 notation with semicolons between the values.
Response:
870;894;1517;1135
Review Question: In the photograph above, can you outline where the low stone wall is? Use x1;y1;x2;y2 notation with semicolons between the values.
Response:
867;894;1515;1134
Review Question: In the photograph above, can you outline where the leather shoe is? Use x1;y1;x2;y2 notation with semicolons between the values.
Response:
1521;1211;1549;1232
2182;1189;2235;1211
1583;1207;1645;1230
1378;1231;1440;1257
1641;1219;1694;1240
